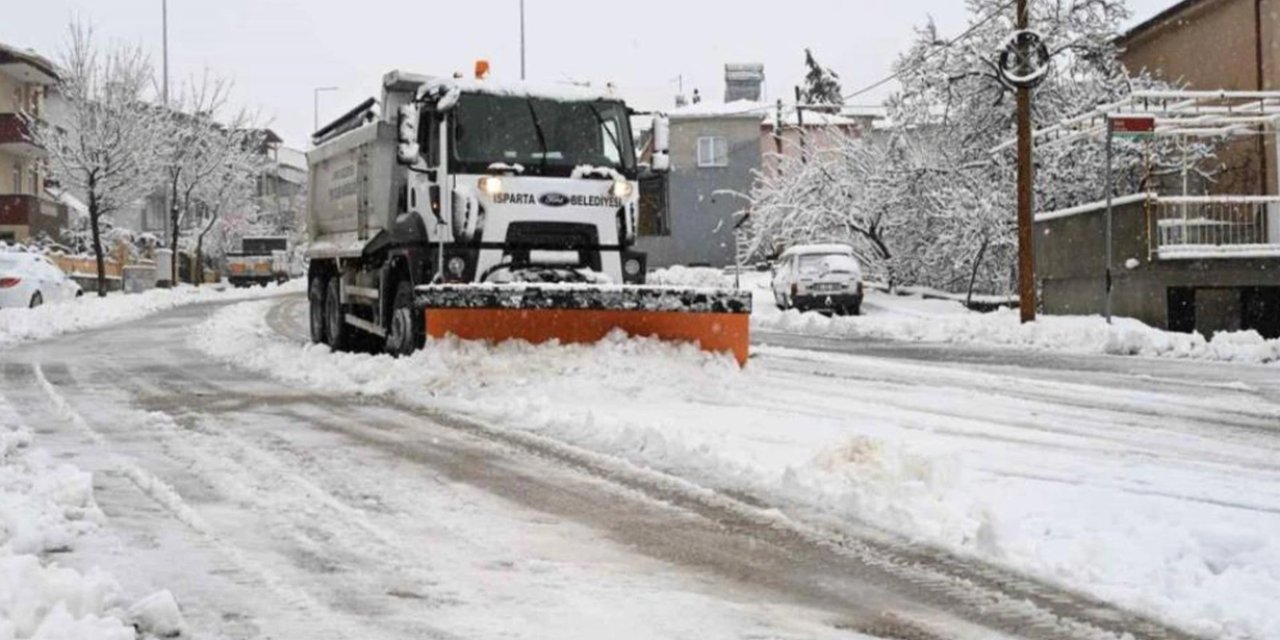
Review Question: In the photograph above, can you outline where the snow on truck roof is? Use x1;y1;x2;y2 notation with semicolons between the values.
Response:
779;244;855;258
419;78;620;104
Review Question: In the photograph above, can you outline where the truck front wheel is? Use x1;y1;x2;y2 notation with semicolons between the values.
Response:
385;281;422;357
324;277;350;351
309;275;327;344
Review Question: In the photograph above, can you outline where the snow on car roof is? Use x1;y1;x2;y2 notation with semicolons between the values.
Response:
421;77;620;104
779;244;855;258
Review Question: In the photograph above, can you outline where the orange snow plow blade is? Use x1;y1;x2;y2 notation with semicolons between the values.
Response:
418;285;753;366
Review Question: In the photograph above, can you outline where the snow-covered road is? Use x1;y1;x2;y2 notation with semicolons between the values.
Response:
3;294;1271;639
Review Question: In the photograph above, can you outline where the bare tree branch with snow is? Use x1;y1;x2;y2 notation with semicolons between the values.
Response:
30;21;166;296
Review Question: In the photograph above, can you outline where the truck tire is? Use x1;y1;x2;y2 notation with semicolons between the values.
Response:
324;277;350;351
309;275;327;344
385;281;422;357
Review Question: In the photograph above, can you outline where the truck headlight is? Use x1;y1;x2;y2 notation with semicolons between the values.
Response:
478;176;503;196
447;256;467;278
611;180;634;200
624;258;642;277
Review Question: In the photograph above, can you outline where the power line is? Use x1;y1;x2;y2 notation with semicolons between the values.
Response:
698;0;1018;120
841;0;1017;102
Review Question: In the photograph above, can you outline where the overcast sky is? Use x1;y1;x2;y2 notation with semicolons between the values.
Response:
5;0;1172;147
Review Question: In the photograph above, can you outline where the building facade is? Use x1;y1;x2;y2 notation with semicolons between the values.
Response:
1119;0;1279;195
1036;195;1279;338
636;105;762;268
1029;0;1280;338
0;42;66;244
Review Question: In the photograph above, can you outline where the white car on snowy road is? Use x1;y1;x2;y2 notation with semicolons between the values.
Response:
771;244;864;315
0;253;83;309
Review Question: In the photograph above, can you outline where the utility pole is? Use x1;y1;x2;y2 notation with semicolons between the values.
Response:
1104;117;1114;324
162;0;169;106
1015;0;1036;323
520;0;527;80
794;86;807;164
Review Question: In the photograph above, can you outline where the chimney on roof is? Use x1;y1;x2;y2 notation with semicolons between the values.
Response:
725;63;765;102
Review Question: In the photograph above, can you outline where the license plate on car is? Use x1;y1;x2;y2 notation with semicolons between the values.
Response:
813;283;842;291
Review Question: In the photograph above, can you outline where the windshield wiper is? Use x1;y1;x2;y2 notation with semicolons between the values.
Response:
525;100;550;174
588;104;626;170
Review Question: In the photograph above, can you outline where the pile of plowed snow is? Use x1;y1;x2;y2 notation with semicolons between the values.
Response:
760;304;1280;364
0;280;303;351
738;270;1280;365
1;401;185;639
195;298;1280;638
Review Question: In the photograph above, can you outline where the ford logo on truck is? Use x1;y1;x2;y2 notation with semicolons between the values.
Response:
539;192;570;207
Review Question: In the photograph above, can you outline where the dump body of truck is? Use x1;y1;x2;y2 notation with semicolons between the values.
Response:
303;70;750;363
227;236;290;287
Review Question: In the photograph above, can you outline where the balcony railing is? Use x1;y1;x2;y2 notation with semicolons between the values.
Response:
0;113;41;154
1150;196;1280;260
0;194;36;226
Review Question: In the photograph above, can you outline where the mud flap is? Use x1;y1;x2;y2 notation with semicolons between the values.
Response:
417;285;753;366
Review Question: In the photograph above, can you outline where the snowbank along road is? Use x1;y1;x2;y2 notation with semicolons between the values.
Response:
2;293;1272;639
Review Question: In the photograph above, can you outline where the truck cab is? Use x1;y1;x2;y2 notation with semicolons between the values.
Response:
305;70;671;355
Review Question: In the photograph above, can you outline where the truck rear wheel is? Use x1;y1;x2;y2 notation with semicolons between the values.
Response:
309;275;327;344
385;281;422;357
324;277;350;351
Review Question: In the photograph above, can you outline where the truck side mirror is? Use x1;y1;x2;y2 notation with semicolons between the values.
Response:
651;114;670;173
397;104;420;165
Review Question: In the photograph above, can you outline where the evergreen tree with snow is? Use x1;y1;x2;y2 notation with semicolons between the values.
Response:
800;49;843;112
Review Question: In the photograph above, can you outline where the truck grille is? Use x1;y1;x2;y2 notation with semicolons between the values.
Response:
504;223;602;271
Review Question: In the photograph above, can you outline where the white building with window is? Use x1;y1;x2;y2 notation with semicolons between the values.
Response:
636;100;764;269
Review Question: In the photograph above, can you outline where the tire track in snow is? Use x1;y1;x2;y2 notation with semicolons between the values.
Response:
245;298;1210;640
30;362;395;640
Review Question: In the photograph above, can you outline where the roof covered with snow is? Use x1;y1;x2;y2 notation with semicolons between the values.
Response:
275;146;308;172
667;100;769;120
763;109;861;128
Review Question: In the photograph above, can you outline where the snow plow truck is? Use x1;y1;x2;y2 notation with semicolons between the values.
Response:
303;69;751;364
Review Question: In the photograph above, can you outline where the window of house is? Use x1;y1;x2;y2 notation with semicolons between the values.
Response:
696;136;728;168
11;163;21;194
29;164;39;195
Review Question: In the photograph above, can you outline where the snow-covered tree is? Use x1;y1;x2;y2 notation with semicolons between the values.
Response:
748;0;1217;301
800;49;843;111
191;127;266;285
30;22;165;296
157;74;242;283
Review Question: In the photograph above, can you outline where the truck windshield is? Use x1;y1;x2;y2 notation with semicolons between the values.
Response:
452;94;635;177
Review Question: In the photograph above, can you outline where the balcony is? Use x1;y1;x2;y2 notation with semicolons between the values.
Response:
0;113;42;156
0;194;36;226
1150;196;1280;260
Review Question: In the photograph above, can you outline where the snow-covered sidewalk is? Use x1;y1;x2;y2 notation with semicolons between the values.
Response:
1;398;184;640
195;297;1280;639
1;281;303;639
0;280;303;351
671;268;1280;366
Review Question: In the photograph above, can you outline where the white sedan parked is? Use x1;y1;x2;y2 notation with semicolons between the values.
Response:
0;253;83;308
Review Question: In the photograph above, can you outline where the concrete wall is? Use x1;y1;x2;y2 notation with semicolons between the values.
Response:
1036;198;1280;337
636;116;761;268
1120;0;1279;195
759;124;858;178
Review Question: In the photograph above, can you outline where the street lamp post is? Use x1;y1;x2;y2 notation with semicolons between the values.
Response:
520;0;527;80
313;86;339;136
